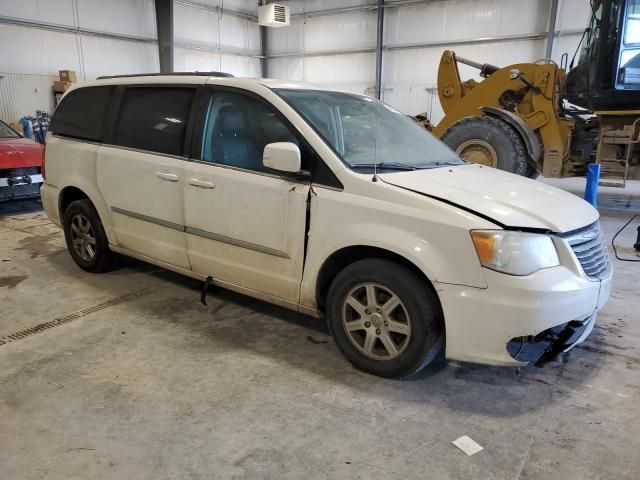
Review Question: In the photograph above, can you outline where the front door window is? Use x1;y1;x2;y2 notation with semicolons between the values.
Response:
200;91;299;172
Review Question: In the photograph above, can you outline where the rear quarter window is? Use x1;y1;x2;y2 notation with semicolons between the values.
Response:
112;87;195;156
50;86;115;142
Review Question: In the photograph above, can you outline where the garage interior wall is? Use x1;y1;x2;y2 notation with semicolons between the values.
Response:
267;0;592;122
0;0;260;122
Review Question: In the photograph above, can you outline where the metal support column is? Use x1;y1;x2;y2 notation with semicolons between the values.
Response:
259;0;268;77
545;0;559;60
374;0;384;99
155;0;174;73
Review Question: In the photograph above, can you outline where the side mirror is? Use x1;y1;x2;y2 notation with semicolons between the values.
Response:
263;142;301;173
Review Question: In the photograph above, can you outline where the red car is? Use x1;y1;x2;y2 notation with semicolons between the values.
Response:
0;119;44;201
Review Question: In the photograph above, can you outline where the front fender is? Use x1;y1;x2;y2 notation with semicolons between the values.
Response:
300;188;490;308
481;106;542;164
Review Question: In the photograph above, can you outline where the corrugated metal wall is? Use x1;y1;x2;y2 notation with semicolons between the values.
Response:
268;0;592;118
0;0;262;122
0;73;57;123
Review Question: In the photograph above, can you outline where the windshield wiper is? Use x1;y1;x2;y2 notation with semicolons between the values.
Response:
351;162;417;171
413;161;462;169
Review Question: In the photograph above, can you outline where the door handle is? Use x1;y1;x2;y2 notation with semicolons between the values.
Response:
156;172;179;182
188;178;215;189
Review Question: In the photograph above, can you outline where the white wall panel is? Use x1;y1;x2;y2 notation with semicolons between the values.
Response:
0;25;82;75
557;0;592;30
80;37;159;78
219;53;262;77
175;4;260;54
220;14;260;54
383;39;547;86
551;0;592;61
304;53;375;85
269;10;376;55
174;3;221;48
269;53;374;86
0;0;76;26
385;0;549;46
268;0;593;119
77;0;156;38
175;47;222;72
281;0;374;15
303;11;376;52
188;0;257;15
174;48;261;77
268;19;304;55
268;57;305;81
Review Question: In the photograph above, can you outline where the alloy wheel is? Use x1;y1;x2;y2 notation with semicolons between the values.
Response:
70;213;97;262
341;282;412;360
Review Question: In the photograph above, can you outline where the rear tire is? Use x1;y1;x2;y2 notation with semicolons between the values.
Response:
326;259;444;378
63;199;118;272
441;116;530;176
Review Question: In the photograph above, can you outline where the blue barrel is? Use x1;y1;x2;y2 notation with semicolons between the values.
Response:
584;163;601;207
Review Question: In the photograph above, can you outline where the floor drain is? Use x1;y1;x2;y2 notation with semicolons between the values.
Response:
0;285;159;346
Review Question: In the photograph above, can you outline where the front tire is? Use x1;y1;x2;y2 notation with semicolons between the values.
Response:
326;259;444;378
441;116;530;176
63;199;118;272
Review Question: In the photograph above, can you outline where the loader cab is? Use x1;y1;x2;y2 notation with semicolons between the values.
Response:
615;0;640;90
564;0;640;111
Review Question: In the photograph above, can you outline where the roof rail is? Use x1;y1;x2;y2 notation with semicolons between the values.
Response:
96;72;234;80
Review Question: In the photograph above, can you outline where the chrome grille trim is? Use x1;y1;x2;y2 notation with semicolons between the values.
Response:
563;223;611;281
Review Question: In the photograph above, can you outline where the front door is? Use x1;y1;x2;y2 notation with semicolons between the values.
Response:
97;85;197;269
183;88;310;304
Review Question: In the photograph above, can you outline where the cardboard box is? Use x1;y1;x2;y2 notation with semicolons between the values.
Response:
58;70;77;82
53;80;73;93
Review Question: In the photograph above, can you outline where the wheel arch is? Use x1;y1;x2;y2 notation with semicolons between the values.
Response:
57;182;116;245
481;106;542;163
58;185;90;219
315;245;440;313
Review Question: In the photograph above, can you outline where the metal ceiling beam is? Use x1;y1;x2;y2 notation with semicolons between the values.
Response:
155;0;174;73
545;0;560;60
173;0;258;21
0;15;260;60
267;29;585;59
288;0;448;19
0;15;157;44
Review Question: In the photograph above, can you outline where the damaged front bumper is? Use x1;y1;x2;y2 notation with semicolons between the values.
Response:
436;264;611;367
507;313;596;366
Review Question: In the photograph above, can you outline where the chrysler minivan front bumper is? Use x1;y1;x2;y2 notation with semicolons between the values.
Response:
435;264;612;366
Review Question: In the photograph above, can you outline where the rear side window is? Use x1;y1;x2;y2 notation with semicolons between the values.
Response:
51;86;114;141
113;87;195;156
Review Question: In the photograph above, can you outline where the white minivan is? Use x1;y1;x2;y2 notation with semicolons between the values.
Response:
41;74;612;377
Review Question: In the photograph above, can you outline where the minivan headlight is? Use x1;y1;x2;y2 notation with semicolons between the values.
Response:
470;230;559;276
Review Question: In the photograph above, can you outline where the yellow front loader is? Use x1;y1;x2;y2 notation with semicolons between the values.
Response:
419;50;575;179
420;0;640;190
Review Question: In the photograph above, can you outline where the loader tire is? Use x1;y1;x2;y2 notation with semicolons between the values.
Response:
441;116;529;176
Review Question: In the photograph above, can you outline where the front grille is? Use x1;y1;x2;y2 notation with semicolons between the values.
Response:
565;223;611;281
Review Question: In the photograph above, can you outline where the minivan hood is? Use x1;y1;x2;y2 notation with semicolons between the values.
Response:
379;164;598;233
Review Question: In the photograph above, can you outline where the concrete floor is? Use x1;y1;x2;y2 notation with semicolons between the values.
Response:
1;182;639;480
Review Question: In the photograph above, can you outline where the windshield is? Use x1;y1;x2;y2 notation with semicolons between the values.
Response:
578;1;603;65
275;89;464;171
0;120;20;139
